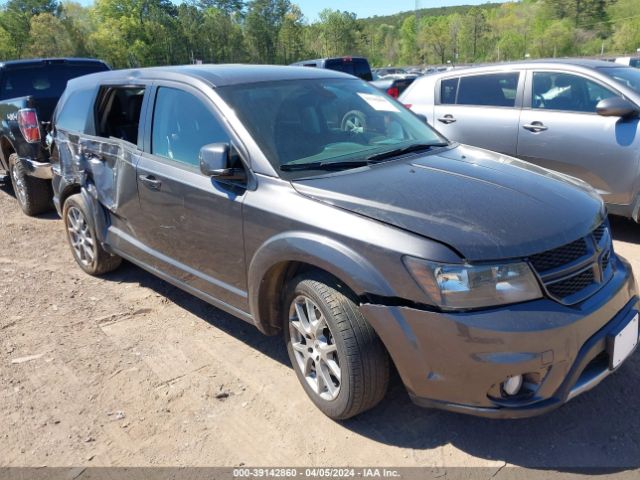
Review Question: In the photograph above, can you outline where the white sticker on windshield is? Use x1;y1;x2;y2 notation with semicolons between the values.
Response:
357;93;400;112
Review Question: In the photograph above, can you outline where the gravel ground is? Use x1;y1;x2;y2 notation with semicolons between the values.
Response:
1;180;639;472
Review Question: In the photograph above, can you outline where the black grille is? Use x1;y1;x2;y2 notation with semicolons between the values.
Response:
593;223;606;243
529;238;588;273
528;222;612;304
547;268;595;299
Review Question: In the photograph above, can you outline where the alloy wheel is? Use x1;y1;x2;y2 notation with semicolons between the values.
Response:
11;165;27;207
66;206;95;267
289;295;341;401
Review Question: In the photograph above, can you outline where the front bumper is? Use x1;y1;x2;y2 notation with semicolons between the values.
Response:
361;254;638;419
18;157;52;180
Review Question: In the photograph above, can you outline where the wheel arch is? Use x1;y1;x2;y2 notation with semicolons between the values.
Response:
0;136;16;171
58;183;82;212
61;183;110;245
248;232;395;336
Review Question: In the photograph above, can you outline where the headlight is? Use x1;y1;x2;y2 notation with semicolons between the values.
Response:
403;257;543;310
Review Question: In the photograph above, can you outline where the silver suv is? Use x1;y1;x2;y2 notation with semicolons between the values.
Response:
401;59;640;222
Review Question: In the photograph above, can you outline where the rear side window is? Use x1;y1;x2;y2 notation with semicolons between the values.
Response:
324;59;372;81
325;59;354;76
453;73;520;107
441;77;459;104
0;63;108;101
56;88;95;133
353;59;373;81
151;87;229;168
95;86;145;144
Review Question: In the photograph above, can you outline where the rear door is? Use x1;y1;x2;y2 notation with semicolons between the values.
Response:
134;82;249;311
517;69;640;206
69;84;148;234
433;71;523;155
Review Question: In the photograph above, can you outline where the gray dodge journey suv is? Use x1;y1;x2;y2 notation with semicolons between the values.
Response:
51;65;638;420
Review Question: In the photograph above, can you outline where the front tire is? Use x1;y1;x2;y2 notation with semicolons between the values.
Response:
63;193;122;276
9;154;52;216
284;273;389;420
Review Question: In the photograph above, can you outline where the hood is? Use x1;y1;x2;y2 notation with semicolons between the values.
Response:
292;144;605;261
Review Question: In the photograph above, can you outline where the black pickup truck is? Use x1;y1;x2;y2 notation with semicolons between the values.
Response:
0;58;109;215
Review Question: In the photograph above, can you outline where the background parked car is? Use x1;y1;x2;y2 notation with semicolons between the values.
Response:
401;59;640;222
370;76;416;98
291;56;373;81
0;57;109;215
373;67;407;77
615;57;640;68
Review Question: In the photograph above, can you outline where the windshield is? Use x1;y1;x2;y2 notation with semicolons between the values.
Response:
217;78;448;177
0;63;108;100
599;66;640;95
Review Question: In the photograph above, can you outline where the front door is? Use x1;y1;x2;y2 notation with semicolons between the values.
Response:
517;70;640;207
135;84;249;312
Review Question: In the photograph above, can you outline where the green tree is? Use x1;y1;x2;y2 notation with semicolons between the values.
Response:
609;0;640;53
198;0;244;15
27;12;74;57
544;0;612;34
537;19;577;57
399;14;416;65
278;4;304;63
418;15;450;64
460;7;489;61
59;2;93;56
202;7;245;62
0;0;59;57
245;0;291;63
316;9;359;57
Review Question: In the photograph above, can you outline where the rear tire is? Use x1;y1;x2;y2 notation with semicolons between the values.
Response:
284;273;389;420
9;154;53;216
63;193;122;276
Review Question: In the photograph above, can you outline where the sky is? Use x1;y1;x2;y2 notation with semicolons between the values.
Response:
295;0;500;21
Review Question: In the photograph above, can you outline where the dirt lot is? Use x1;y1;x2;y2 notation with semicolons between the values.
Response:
1;180;640;472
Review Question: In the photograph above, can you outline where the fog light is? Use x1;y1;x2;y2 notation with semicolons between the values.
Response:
502;375;523;396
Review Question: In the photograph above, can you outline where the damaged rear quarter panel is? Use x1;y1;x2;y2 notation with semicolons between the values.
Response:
56;128;141;235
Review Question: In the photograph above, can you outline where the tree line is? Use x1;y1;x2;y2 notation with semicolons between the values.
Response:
0;0;637;69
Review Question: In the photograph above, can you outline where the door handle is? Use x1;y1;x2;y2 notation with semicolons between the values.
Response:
138;174;162;191
437;114;457;124
523;122;548;133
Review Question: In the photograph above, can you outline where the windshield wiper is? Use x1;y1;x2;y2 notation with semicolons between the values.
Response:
280;160;370;172
280;142;449;172
365;142;449;162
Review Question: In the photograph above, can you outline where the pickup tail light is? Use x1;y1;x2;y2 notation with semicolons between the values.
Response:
18;108;41;143
386;87;400;98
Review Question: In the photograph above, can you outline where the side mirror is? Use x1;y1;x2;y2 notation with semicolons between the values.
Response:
596;97;639;118
199;143;246;181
